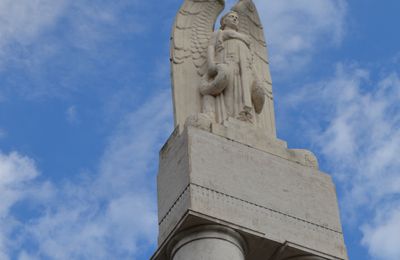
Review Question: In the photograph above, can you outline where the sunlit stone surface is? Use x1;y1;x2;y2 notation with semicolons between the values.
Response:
151;0;348;259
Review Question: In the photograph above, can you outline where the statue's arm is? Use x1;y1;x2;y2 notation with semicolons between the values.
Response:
223;30;251;48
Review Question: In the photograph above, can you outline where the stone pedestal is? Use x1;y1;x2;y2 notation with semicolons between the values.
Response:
151;125;348;260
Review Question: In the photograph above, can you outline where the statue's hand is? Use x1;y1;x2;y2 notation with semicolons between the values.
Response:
242;35;252;48
216;40;224;53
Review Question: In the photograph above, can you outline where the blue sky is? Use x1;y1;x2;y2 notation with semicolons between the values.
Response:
0;0;399;259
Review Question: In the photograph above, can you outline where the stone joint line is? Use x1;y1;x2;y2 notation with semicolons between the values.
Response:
159;183;343;235
159;184;190;225
192;183;343;235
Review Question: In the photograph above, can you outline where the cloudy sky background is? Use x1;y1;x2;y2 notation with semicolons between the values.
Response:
0;0;399;259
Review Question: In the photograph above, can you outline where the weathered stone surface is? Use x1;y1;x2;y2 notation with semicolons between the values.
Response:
169;225;246;260
153;127;348;260
153;1;348;259
210;117;318;169
171;0;276;136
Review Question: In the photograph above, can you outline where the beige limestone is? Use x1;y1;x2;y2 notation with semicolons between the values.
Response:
169;225;246;260
171;0;276;136
152;126;348;260
152;1;348;259
210;117;319;169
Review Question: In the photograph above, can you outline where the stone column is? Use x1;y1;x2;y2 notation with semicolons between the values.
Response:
168;225;246;260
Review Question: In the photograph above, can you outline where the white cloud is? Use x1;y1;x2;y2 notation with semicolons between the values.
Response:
0;151;40;259
0;152;39;217
362;207;400;260
24;193;157;259
97;91;172;194
0;0;146;56
254;0;347;73
0;0;142;64
0;0;66;44
0;0;146;100
283;64;400;259
60;0;144;51
316;68;400;207
4;91;173;259
0;0;67;68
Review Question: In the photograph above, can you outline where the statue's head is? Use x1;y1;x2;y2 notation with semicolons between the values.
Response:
220;11;239;31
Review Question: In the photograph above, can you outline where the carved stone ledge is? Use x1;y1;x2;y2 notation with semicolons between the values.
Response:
211;118;319;169
190;183;343;235
155;126;347;260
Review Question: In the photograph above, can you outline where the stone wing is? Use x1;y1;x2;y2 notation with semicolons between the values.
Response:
232;0;276;136
171;0;225;129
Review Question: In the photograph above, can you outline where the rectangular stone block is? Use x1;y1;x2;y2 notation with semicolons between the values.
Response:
156;127;347;259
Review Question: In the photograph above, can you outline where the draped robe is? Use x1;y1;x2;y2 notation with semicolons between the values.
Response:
212;29;256;123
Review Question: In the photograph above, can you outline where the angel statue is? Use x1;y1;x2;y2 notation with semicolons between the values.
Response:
171;0;276;137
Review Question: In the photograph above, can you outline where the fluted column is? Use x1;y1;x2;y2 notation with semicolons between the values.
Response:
168;225;246;260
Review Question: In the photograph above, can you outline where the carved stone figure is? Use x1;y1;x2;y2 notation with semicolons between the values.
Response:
171;0;276;136
200;10;264;123
152;2;347;259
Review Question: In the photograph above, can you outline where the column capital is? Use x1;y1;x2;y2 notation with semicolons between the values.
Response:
168;225;247;260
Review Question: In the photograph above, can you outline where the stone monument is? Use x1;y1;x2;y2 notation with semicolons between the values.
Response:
151;0;348;259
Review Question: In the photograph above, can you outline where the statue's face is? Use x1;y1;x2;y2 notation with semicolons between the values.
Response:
223;12;239;29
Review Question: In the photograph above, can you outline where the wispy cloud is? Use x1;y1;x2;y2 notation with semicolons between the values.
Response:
0;0;147;100
61;0;145;51
0;151;41;259
362;207;400;260
66;105;78;124
0;90;172;259
0;0;65;43
0;0;67;68
255;0;347;73
0;0;144;65
283;63;400;260
0;152;39;217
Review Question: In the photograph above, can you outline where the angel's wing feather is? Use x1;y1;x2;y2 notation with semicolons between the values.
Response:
171;0;224;129
172;0;223;65
232;0;271;85
232;0;276;136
